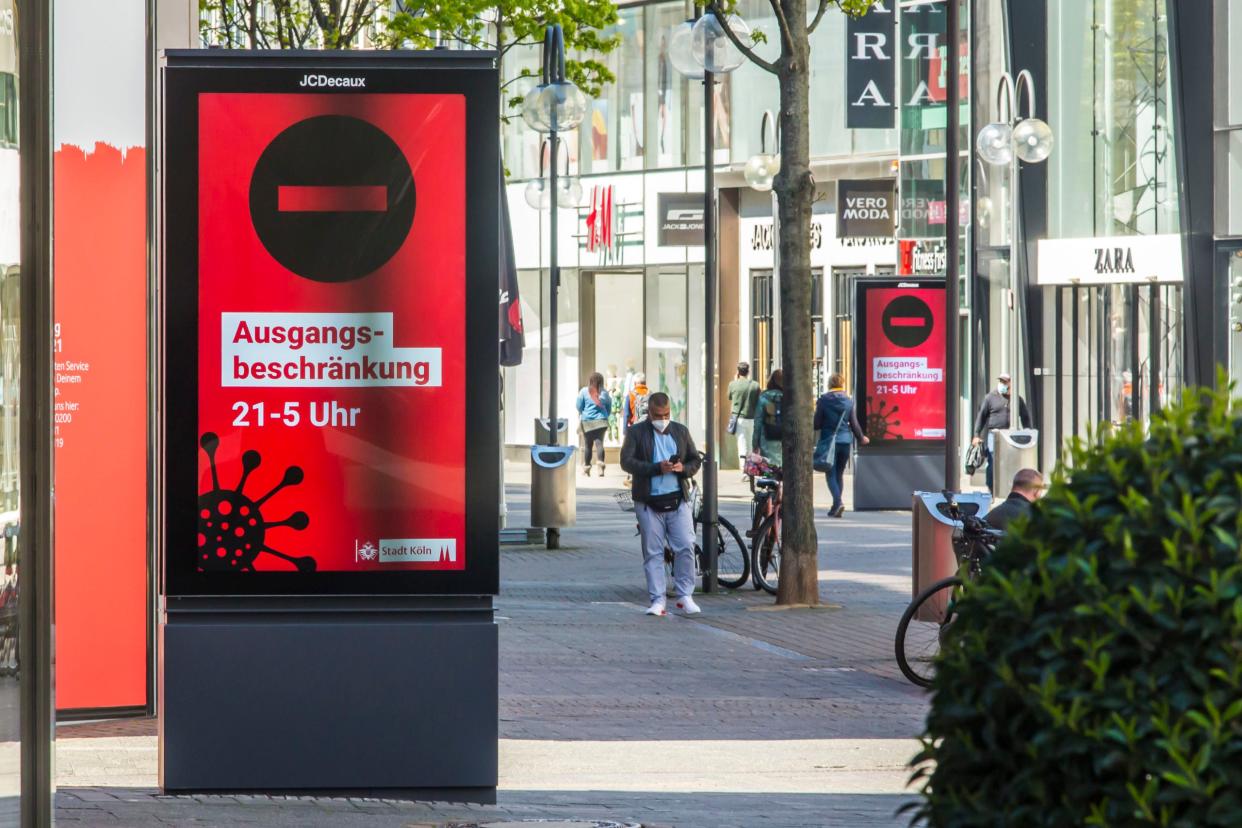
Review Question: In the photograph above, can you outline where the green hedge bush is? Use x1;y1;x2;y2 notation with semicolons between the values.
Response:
911;384;1242;827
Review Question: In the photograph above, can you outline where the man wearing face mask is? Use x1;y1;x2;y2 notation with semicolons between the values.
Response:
972;372;1031;492
620;391;703;617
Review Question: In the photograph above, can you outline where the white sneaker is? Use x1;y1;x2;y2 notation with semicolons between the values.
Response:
675;596;702;615
645;600;667;616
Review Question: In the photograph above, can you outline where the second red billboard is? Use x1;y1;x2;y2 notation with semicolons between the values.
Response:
855;279;946;443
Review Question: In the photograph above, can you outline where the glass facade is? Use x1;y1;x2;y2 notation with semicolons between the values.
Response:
502;0;900;454
1036;0;1183;454
0;0;17;803
1048;0;1179;239
501;0;898;181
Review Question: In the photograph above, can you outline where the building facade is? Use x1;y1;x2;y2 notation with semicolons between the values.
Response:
506;0;1242;478
502;0;905;462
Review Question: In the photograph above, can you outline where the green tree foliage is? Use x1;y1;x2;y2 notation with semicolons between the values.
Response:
912;380;1242;826
381;0;617;107
200;0;618;114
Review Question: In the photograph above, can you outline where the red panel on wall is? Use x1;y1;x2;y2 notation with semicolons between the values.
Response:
53;143;148;711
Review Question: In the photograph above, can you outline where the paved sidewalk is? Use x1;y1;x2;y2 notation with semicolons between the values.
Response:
56;477;930;827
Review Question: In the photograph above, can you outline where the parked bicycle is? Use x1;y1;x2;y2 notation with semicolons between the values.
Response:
615;476;750;590
747;474;782;595
894;490;1004;688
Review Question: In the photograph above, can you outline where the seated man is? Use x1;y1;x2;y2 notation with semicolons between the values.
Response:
985;468;1044;531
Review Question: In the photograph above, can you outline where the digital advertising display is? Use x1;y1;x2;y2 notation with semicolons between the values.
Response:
854;279;947;444
162;55;499;596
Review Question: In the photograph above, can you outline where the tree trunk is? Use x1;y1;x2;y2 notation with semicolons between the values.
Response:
774;1;818;606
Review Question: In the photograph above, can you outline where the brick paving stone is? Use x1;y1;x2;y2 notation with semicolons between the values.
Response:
56;478;929;827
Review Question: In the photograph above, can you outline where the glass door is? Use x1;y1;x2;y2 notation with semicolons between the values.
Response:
581;269;644;445
751;269;774;384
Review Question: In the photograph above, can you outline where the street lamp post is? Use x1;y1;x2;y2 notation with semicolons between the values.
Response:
523;25;586;452
975;70;1053;432
524;25;586;549
670;10;748;593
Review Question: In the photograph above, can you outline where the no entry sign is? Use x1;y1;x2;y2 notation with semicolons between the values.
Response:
162;54;500;596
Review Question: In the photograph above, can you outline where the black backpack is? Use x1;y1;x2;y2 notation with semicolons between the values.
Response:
762;392;784;441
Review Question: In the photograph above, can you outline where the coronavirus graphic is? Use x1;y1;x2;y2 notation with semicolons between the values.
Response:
198;432;316;572
865;397;904;441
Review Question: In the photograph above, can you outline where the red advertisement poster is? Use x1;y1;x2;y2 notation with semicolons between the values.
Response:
53;0;150;712
196;92;466;573
861;284;946;442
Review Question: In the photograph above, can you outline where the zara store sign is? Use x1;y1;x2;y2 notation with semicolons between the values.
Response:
1037;234;1184;286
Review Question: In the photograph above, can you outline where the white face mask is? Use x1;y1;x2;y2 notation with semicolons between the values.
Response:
651;418;671;433
998;383;1010;395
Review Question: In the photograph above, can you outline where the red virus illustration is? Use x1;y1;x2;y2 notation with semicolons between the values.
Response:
864;397;904;441
198;432;316;572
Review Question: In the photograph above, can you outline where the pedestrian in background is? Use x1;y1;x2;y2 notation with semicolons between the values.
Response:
620;392;703;617
752;369;784;471
814;373;869;518
622;372;651;436
971;372;1031;491
576;372;612;477
727;362;760;482
985;468;1044;531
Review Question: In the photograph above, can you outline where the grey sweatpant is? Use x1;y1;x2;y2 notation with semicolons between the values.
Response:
635;500;696;604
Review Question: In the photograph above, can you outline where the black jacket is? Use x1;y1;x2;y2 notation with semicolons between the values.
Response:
985;491;1033;531
620;420;702;503
974;391;1031;437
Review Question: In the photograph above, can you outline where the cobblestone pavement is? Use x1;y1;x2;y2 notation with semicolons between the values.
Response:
56;471;931;827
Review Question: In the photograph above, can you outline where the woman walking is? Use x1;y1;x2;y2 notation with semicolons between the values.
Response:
576;372;612;476
752;369;785;471
814;373;869;517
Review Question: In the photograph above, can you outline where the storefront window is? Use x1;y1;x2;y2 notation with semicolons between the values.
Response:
1048;0;1180;238
0;0;18;798
899;0;969;158
645;267;689;424
728;0;779;166
646;4;687;168
1217;1;1242;235
1229;0;1242;125
581;7;644;175
583;270;645;445
616;8;645;171
501;42;544;182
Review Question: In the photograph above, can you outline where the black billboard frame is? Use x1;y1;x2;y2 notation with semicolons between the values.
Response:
852;276;949;452
160;50;500;599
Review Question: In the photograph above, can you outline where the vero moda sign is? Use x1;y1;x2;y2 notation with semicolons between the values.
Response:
837;179;896;238
845;2;895;129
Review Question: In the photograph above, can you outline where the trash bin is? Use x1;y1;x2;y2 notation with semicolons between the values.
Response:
911;490;991;620
534;417;569;446
991;429;1039;497
531;445;577;547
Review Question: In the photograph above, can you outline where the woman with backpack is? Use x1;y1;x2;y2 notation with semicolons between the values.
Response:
752;369;784;471
576;372;612;477
813;373;869;517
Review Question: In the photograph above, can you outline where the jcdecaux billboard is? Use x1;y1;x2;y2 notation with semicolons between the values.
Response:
162;53;499;596
854;278;947;444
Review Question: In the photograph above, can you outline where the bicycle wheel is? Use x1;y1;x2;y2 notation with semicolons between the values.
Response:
751;519;781;595
895;575;963;688
713;516;750;589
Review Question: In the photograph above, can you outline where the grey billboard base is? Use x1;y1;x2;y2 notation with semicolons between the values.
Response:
160;596;497;796
852;450;947;511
